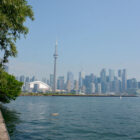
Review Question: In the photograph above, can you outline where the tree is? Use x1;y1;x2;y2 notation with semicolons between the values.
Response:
0;0;34;103
0;68;23;103
0;0;34;67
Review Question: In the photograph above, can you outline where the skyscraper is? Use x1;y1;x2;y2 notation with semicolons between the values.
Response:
100;69;106;93
30;76;36;82
67;72;74;91
53;41;58;92
90;82;95;94
20;75;25;82
74;80;79;94
118;69;122;78
25;76;30;83
79;71;85;89
50;74;54;89
100;68;106;83
109;69;115;82
122;69;127;91
96;83;101;94
57;76;65;90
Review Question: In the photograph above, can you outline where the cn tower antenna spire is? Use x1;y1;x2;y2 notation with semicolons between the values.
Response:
53;40;58;92
55;40;58;55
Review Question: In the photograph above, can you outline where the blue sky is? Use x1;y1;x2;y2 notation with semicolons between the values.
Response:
9;0;140;80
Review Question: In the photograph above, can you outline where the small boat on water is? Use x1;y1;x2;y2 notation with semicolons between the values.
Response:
120;96;122;99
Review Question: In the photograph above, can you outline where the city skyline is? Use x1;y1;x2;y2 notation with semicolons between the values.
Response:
8;0;140;80
10;67;140;81
16;68;140;94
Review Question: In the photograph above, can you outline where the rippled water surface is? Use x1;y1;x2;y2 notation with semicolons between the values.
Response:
2;96;140;140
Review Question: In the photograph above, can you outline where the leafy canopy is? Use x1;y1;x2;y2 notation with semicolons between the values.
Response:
0;68;23;103
0;0;34;103
0;0;34;66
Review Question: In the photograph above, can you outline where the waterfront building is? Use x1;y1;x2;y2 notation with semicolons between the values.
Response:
109;69;115;82
101;82;106;93
106;82;110;93
29;81;51;93
132;78;138;89
113;79;120;93
20;75;25;82
122;69;127;91
66;80;71;92
57;76;65;90
25;77;30;83
24;82;30;92
118;80;122;92
50;74;54;88
118;69;122;78
138;82;140;89
96;83;101;94
80;85;86;94
84;75;91;94
90;82;95;94
100;69;107;93
67;71;74;90
100;68;106;83
127;79;132;89
74;80;79;94
127;78;138;89
30;76;36;82
79;71;85;90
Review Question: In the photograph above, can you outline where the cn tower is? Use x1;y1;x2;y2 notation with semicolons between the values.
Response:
53;40;58;92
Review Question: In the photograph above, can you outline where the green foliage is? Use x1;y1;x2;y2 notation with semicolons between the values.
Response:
0;0;34;66
0;69;23;103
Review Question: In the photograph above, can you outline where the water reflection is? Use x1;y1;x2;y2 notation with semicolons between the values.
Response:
0;104;21;137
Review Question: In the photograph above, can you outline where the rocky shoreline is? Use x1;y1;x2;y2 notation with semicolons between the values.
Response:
0;110;10;140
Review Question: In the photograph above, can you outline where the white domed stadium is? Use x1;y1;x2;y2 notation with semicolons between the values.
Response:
29;81;51;93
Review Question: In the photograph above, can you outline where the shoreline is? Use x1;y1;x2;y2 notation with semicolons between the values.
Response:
0;110;10;140
20;93;138;97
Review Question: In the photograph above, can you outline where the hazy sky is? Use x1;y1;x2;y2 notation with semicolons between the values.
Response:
9;0;140;80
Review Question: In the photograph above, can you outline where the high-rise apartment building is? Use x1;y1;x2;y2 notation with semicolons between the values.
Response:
57;76;65;90
79;71;85;89
67;72;74;91
90;82;95;94
25;77;30;83
109;69;115;82
20;75;25;82
122;69;127;91
66;80;71;92
30;76;36;82
100;68;106;83
127;78;138;89
50;74;54;89
96;83;101;94
74;80;79;94
118;69;122;78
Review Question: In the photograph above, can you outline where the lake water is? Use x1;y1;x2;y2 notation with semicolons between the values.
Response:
1;96;140;140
